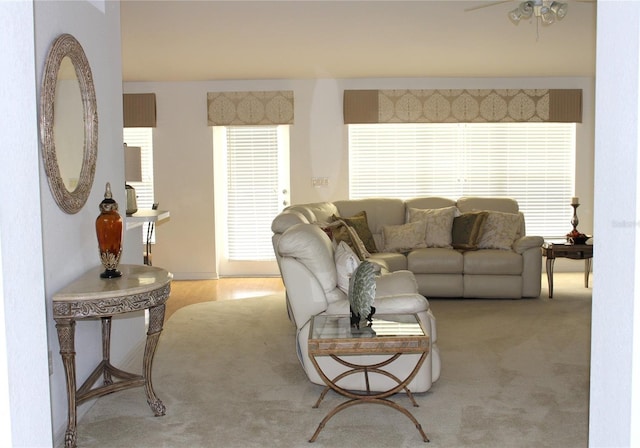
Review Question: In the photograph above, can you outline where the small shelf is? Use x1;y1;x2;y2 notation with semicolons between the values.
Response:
125;210;170;230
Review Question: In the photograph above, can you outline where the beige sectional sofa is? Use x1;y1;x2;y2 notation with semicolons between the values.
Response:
272;196;543;299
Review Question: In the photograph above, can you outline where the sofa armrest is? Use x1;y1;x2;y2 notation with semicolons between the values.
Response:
375;270;419;297
374;294;430;314
325;293;430;316
271;210;309;234
513;235;544;254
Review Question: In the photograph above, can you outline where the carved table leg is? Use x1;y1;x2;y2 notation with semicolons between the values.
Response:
55;318;78;448
585;258;592;288
101;317;113;385
546;257;555;298
144;304;166;416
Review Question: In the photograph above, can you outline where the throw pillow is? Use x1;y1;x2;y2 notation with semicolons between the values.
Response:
477;211;521;250
381;221;427;253
407;206;457;248
334;241;361;294
327;219;371;260
452;211;489;250
331;211;378;253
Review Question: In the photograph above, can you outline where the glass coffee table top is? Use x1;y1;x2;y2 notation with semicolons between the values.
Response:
309;314;428;356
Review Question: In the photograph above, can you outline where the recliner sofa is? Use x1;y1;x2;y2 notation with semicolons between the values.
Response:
276;222;440;393
273;196;544;299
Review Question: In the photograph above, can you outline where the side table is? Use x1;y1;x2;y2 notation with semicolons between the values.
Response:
307;313;430;443
541;242;593;298
52;264;172;448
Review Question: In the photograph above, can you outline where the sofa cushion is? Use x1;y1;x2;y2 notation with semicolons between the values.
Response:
334;198;405;248
381;221;427;253
456;197;519;214
368;252;408;272
407;206;457;248
408;248;464;274
334;241;360;294
405;197;457;210
452;211;489;250
464;249;523;275
331;211;378;253
285;202;338;224
477;211;521;250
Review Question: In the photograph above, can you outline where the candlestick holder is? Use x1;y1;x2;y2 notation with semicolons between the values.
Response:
570;203;579;233
567;201;588;244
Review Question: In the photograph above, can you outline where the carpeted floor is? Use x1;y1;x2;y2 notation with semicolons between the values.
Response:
75;273;591;448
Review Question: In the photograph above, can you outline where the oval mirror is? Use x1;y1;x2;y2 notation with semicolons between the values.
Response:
40;34;98;214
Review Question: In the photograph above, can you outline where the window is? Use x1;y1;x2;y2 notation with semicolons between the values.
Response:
213;125;290;276
123;127;155;241
349;123;576;238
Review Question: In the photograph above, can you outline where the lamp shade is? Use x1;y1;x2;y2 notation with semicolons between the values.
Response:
124;144;142;182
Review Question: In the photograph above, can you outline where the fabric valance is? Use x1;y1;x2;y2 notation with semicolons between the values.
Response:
123;93;157;127
344;89;582;124
207;91;294;126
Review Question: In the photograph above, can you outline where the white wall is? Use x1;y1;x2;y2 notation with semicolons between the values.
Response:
33;1;144;444
590;1;640;446
125;77;595;279
0;1;50;445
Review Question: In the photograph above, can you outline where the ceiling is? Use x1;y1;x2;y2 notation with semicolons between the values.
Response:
120;0;597;82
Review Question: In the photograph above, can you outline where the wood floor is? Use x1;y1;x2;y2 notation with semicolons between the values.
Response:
165;277;285;321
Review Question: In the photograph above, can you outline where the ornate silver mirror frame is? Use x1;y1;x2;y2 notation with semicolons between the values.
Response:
40;33;98;214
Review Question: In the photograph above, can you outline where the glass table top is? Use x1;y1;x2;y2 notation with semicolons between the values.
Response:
310;314;424;340
309;314;428;355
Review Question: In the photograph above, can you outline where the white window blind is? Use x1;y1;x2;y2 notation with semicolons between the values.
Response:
123;127;155;241
226;126;281;261
349;123;576;239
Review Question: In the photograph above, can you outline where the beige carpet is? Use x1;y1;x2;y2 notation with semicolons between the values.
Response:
75;273;591;447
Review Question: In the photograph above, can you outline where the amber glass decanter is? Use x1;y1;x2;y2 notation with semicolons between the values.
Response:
96;182;123;278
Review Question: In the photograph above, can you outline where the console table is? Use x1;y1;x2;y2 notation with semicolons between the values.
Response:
542;242;593;298
52;264;172;448
307;314;430;443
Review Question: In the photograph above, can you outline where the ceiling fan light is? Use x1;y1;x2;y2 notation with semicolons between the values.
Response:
550;2;568;20
509;7;522;22
519;1;534;18
541;9;555;24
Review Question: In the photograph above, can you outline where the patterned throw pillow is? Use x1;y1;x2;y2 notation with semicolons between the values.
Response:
327;220;371;260
407;206;457;248
452;211;489;250
331;211;378;253
477;211;521;250
381;221;427;253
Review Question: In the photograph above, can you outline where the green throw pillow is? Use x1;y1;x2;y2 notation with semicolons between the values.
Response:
329;220;370;261
452;211;488;250
331;211;378;253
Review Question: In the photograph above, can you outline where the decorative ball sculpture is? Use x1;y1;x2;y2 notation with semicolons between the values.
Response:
348;261;377;328
96;182;123;278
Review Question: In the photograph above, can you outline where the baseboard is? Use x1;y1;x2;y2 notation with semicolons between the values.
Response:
171;272;219;280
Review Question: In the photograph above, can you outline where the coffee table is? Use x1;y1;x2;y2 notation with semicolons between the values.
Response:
307;313;430;443
542;242;593;298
